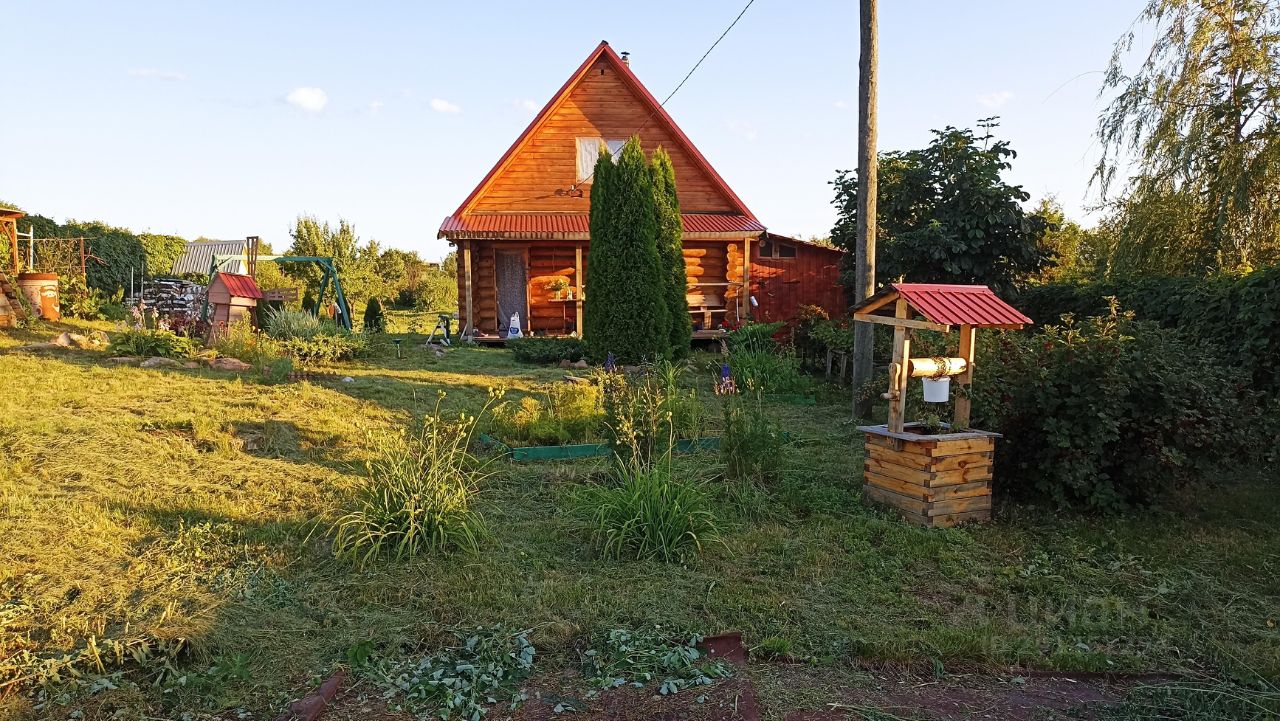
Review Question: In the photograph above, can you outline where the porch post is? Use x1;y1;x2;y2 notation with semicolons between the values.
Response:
463;240;474;336
742;237;751;321
574;243;584;336
954;323;976;428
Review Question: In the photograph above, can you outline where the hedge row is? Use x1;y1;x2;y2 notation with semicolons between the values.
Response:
1015;267;1280;396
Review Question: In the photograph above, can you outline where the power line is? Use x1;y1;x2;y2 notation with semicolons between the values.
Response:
574;0;758;189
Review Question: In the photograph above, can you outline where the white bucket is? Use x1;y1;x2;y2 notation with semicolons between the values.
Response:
507;313;523;338
922;376;950;403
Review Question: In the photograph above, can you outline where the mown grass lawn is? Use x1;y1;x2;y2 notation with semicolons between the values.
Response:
1;313;1277;719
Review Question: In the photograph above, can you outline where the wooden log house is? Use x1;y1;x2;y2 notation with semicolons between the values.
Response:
438;42;846;339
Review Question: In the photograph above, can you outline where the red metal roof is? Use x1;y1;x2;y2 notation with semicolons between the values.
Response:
891;283;1030;327
214;272;264;299
450;41;756;221
439;213;764;239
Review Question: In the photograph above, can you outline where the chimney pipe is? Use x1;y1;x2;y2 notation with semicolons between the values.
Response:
620;51;630;66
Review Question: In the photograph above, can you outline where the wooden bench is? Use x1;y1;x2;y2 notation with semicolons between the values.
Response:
686;291;727;330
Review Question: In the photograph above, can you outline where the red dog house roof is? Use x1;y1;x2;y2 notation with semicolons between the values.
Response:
212;272;264;299
853;283;1031;328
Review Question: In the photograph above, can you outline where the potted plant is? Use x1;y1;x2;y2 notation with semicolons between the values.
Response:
546;277;569;300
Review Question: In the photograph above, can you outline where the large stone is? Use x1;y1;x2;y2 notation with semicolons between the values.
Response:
571;359;589;370
106;356;140;364
141;356;183;369
89;330;110;347
16;342;61;351
559;359;573;369
67;333;101;349
51;332;75;347
208;357;252;372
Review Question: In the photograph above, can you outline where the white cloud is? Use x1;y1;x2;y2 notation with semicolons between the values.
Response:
286;87;329;113
369;100;385;114
129;68;186;82
430;98;461;114
514;99;539;113
729;120;759;141
976;90;1014;109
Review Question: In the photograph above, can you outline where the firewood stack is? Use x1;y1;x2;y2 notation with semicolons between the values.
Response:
0;272;26;328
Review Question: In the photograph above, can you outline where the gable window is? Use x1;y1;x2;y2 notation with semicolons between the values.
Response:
759;239;797;259
576;137;625;183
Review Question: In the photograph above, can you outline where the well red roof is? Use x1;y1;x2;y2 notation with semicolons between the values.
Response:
439;213;764;240
853;283;1030;328
892;283;1030;327
213;272;263;299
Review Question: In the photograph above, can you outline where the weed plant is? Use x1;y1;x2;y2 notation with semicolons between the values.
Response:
331;398;490;566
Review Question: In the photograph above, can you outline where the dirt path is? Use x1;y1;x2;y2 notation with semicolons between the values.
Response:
319;665;1129;721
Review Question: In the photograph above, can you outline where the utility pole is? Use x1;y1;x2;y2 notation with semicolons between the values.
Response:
852;0;879;419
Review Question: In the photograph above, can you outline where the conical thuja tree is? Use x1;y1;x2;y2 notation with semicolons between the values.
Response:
651;147;691;358
585;136;671;363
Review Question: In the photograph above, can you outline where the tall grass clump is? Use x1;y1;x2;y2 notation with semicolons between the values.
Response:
264;307;326;340
725;322;811;394
721;392;785;484
332;400;489;566
108;327;199;358
573;458;718;563
489;382;604;445
603;361;705;469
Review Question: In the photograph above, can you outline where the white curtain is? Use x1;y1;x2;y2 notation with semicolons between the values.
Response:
576;137;625;183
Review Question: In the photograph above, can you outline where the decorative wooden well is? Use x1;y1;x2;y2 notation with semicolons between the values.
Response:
851;284;1031;528
207;271;264;327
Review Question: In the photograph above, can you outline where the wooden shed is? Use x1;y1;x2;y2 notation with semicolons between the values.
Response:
207;272;263;327
438;41;765;339
749;233;847;324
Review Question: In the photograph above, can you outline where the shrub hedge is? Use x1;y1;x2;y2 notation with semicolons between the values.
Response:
1015;267;1280;397
970;304;1263;512
507;337;585;364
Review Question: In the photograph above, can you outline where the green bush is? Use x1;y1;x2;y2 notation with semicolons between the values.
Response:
724;324;812;395
108;328;198;358
60;275;107;320
971;303;1261;511
363;297;386;333
1016;268;1280;397
507;336;586;364
573;458;718;563
489;382;605;446
213;319;277;364
331;412;488;566
278;333;367;363
264;307;327;340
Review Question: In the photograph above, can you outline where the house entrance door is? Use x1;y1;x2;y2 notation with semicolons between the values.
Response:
494;248;528;336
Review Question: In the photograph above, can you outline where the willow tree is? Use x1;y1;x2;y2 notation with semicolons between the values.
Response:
584;137;671;363
1095;0;1280;275
650;147;692;358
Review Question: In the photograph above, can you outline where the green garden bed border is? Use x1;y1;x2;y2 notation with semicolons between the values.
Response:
479;434;721;461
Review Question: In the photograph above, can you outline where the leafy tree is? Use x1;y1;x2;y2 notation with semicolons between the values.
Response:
283;215;383;309
584;136;671;363
1095;0;1280;275
650;147;691;358
1029;197;1116;283
832;122;1051;294
363;296;386;333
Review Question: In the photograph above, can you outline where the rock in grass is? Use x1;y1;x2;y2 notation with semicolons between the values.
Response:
16;342;62;351
141;357;183;369
208;357;252;372
572;359;589;370
559;359;573;369
52;332;74;347
106;356;139;364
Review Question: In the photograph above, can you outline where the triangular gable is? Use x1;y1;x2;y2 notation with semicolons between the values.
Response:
453;41;755;219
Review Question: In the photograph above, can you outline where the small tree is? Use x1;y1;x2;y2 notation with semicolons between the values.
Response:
584;137;671;363
650;147;691;358
363;297;386;333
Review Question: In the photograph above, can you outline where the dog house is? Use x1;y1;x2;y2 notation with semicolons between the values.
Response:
207;272;263;327
852;283;1031;528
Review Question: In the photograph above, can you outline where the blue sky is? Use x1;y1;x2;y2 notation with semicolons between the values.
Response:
4;1;1143;260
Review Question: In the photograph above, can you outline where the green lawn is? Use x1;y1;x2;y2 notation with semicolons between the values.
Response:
1;314;1277;719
